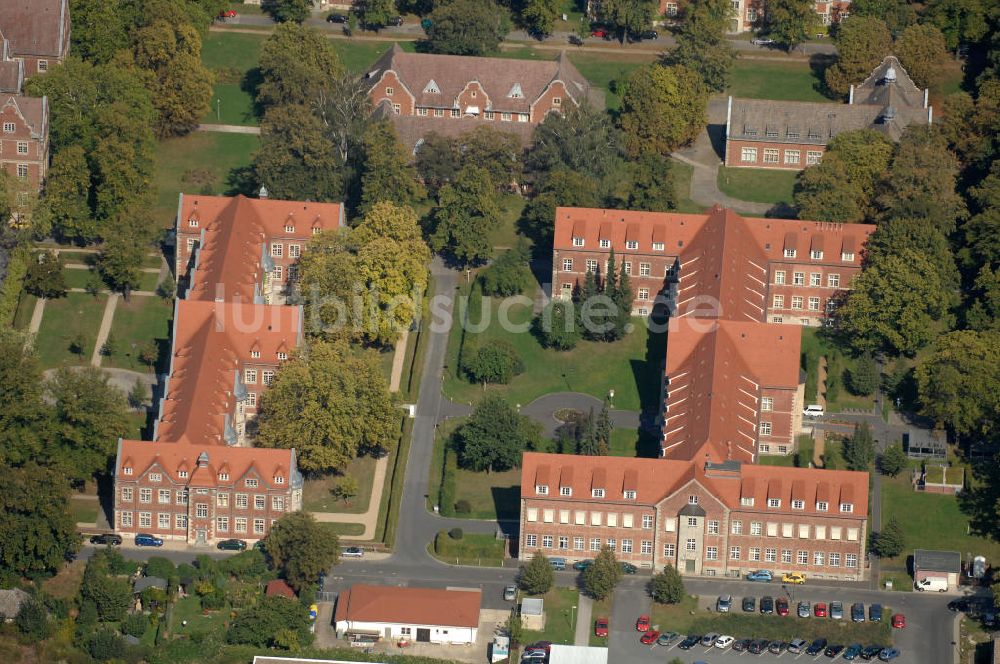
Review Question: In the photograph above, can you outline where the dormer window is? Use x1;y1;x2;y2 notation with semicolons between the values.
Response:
284;224;294;233
624;490;637;500
816;501;828;511
507;83;523;99
626;240;638;250
246;478;258;488
767;498;780;508
277;352;288;361
423;79;440;94
591;488;605;498
312;227;321;235
123;467;133;475
839;502;853;513
688;495;698;505
188;218;199;228
178;470;188;478
560;486;571;496
784;249;796;258
600;239;610;248
810;250;823;260
572;237;584;247
251;350;260;359
274;475;285;484
841;252;855;262
536;484;549;495
652;242;664;251
792;499;805;510
219;473;229;481
740;497;754;507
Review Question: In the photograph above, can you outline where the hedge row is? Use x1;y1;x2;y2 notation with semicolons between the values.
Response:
0;244;29;327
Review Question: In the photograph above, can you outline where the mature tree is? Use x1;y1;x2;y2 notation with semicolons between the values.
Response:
667;0;735;92
69;0;131;64
0;464;80;578
263;511;340;592
227;595;313;647
536;299;581;350
454;395;541;472
598;0;657;40
521;0;561;36
619;64;707;157
430;165;501;265
825;17;893;96
826;130;895;197
966;266;1000;331
40;146;95;244
879;444;907;477
596;401;612;454
257;23;345;110
256;340;398;472
915;330;1000;437
481;246;533;297
628;153;678;211
359;121;425;214
960;164;1000;268
46;367;131;481
528;104;623;183
15;598;49;640
97;204;152;294
426;0;507;55
864;218;960;294
894;24;950;90
650;565;685;604
849;0;915;36
463;339;524;384
254;103;346;203
873;516;905;558
519;553;555;595
300;203;429;345
876;126;965;232
794;160;865;222
583;546;622;600
0;331;49;467
415;132;460;196
261;0;312;23
846;354;878;396
843;422;876;471
130;16;214;137
24;251;68;299
575;408;601;455
332;475;359;506
81;553;132;621
761;0;817;51
924;0;989;51
520;169;600;248
462;126;524;190
320;72;375;165
356;0;396;28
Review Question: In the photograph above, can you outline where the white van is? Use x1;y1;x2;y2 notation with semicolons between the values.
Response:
803;405;825;417
915;576;948;592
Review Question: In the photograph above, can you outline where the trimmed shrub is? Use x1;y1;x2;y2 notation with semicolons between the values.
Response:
449;528;464;540
463;339;524;384
454;499;472;514
438;448;457;517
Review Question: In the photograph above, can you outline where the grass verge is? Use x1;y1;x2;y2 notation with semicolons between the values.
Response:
717;166;798;207
729;59;835;103
303;455;376;515
104;296;174;372
609;427;660;458
522;587;580;647
430;530;506;567
34;292;107;369
378;416;411;547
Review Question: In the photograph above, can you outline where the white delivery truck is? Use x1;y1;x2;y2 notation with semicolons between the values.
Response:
915;576;948;592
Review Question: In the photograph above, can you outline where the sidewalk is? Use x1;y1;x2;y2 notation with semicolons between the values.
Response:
574;593;593;646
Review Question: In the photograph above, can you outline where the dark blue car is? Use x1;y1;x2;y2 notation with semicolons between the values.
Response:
134;533;163;547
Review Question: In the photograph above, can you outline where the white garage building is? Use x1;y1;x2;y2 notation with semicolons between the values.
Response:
333;584;481;645
549;645;609;664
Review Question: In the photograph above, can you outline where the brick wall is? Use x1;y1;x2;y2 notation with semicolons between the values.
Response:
765;259;863;327
369;71;415;116
725;138;827;171
0;105;47;192
551;247;679;315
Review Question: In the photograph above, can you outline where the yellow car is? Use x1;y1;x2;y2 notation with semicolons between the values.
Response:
782;572;807;584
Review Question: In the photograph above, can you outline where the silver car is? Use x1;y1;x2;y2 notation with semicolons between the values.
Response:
830;601;844;619
503;585;517;601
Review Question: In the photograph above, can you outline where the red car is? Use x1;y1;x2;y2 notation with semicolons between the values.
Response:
892;613;906;628
591;28;609;38
640;629;660;645
814;602;828;618
594;617;609;637
636;614;650;632
776;598;790;616
218;9;237;18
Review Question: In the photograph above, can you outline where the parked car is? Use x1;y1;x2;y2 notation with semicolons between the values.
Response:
218;9;237;17
89;534;122;545
640;629;660;645
747;569;773;582
869;603;883;622
879;647;901;661
798;601;811;618
590;28;609;38
852;602;866;622
825;644;846;657
733;638;751;651
326;12;347;22
387;15;403;26
806;638;829;655
843;643;864;660
678;634;701;650
803;404;825;417
521;649;547;661
548;557;566;571
776;597;790;616
594;617;608;637
134;533;163;547
715;635;735;649
788;638;809;654
717;595;733;612
657;631;679;646
742;596;756;612
216;538;246;551
861;645;885;660
782;572;807;584
701;633;720;647
572;559;592;571
342;546;364;558
525;641;551;653
769;640;788;654
814;602;828;617
891;613;906;628
948;599;970;612
620;562;638;574
751;37;775;45
831;601;844;619
748;639;770;654
636;30;658;40
503;585;517;601
636;615;650;632
916;576;948;591
760;595;775;614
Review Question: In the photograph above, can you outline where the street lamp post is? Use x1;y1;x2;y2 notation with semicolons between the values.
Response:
571;605;576;629
216;98;221;122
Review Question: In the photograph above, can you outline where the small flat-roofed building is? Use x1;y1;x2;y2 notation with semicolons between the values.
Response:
549;644;609;664
913;549;961;589
334;584;481;646
520;596;545;630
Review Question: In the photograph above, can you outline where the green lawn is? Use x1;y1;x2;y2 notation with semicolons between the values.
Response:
431;530;506;566
608;427;660;458
651;594;892;645
62;267;97;291
56;251;98;265
104;296;174;372
588;596;614;647
201;32;266;72
670;158;704;214
569;52;647;112
34;292;107;369
760;434;814;467
303;455;377;515
729;59;835;103
800;328;876;413
153;132;260;230
68;498;100;524
12;292;37;330
170;596;229;639
443;278;666;413
332;41;394;75
327;522;365;537
493;194;527;253
522;587;580;647
717;166;798;207
203;83;258;126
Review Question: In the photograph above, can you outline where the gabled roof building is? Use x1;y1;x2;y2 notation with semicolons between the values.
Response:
0;0;70;79
334;584;481;646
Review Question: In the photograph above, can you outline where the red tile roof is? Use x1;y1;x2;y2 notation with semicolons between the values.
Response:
155;299;302;445
0;0;69;58
115;439;296;490
180;194;343;302
334;584;481;629
663;320;802;463
266;580;296;599
520;452;869;517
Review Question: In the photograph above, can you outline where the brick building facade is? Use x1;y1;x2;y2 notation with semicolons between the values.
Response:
519;453;869;580
0;94;47;193
726;57;932;171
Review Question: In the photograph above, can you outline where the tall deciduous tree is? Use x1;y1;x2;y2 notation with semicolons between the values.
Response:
824;17;893;97
256;340;398;473
924;0;989;51
879;444;907;476
40;146;95;243
873;516;905;558
359;121;425;214
528;104;624;183
263;511;340;592
843;422;876;471
519;553;555;594
761;0;817;51
97;203;153;294
227;595;312;648
430;165;501;265
356;0;396;29
915;330;1000;437
849;0;915;36
667;0;735;92
415;132;460;196
0;330;49;467
454;395;541;472
0;463;80;578
628;152;678;211
583;545;622;600
24;251;68;299
256;23;345;110
426;0;507;55
520;169;600;249
650;565;685;604
619;64;706;157
598;0;657;41
521;0;562;36
794;159;866;222
462;126;524;190
894;24;950;89
254;103;346;203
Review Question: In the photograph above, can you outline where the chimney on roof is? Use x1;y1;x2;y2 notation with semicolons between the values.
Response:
197;451;209;468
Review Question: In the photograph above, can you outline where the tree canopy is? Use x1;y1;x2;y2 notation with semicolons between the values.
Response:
582;545;622;599
667;0;736;92
453;395;541;472
619;64;707;157
256;23;345;109
761;0;817;51
262;511;340;592
261;0;312;23
519;553;554;594
429;165;502;265
425;0;508;55
895;23;950;89
825;17;893;97
915;330;1000;437
359;121;425;214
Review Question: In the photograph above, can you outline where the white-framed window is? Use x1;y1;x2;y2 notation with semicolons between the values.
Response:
385;86;394;95
272;266;283;281
562;258;573;271
641;540;653;555
782;549;792;563
765;548;777;562
590;537;601;551
559;536;569;550
434;109;445;118
271;244;283;258
417;107;428;116
750;521;762;536
451;109;460;118
793;272;805;285
244;369;257;384
606;538;616;551
621;539;633;553
774;270;786;285
246;392;256;407
120;511;133;527
392;104;400;114
642;515;654;529
772;294;784;308
262;370;275;386
254;518;265;534
841;252;855;262
811;250;824;260
760;444;770;453
706;546;718;560
687;517;698;527
730;546;741;560
196;503;208;518
688;495;699;505
139;488;152;503
622;262;632;275
638;288;649;301
217;493;229;508
791;296;804;309
518;113;529;122
807;151;823;165
741;497;755;507
2;122;14;133
846;553;858;568
626;240;638;250
250;350;260;359
759;422;772;435
761;397;773;411
816;501;828;512
731;520;742;535
784;150;800;165
768;498;781;508
798;550;809;564
708;520;720;534
585;259;598;273
591;488;605;498
784;248;797;258
277;352;288;361
525;534;537;547
792;499;805;510
741;147;757;162
812;551;825;566
572;236;585;247
158;489;170;504
750;547;761;561
639;262;651;276
573;536;584;550
535;484;548;495
121;487;133;502
828;274;840;287
158;513;170;529
560;486;572;497
840;503;854;513
235;517;247;532
178;470;188;478
624;490;637;499
501;112;512;122
808;297;821;311
552;97;561;106
664;543;676;558
236;493;248;509
216;516;229;533
810;272;822;286
139;512;151;528
599;238;611;249
829;552;841;567
763;149;779;163
254;495;266;510
289;244;301;258
685;538;697;552
16;141;28;155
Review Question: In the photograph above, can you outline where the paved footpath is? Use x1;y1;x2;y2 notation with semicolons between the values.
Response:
574;593;593;646
90;293;120;367
197;123;261;135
